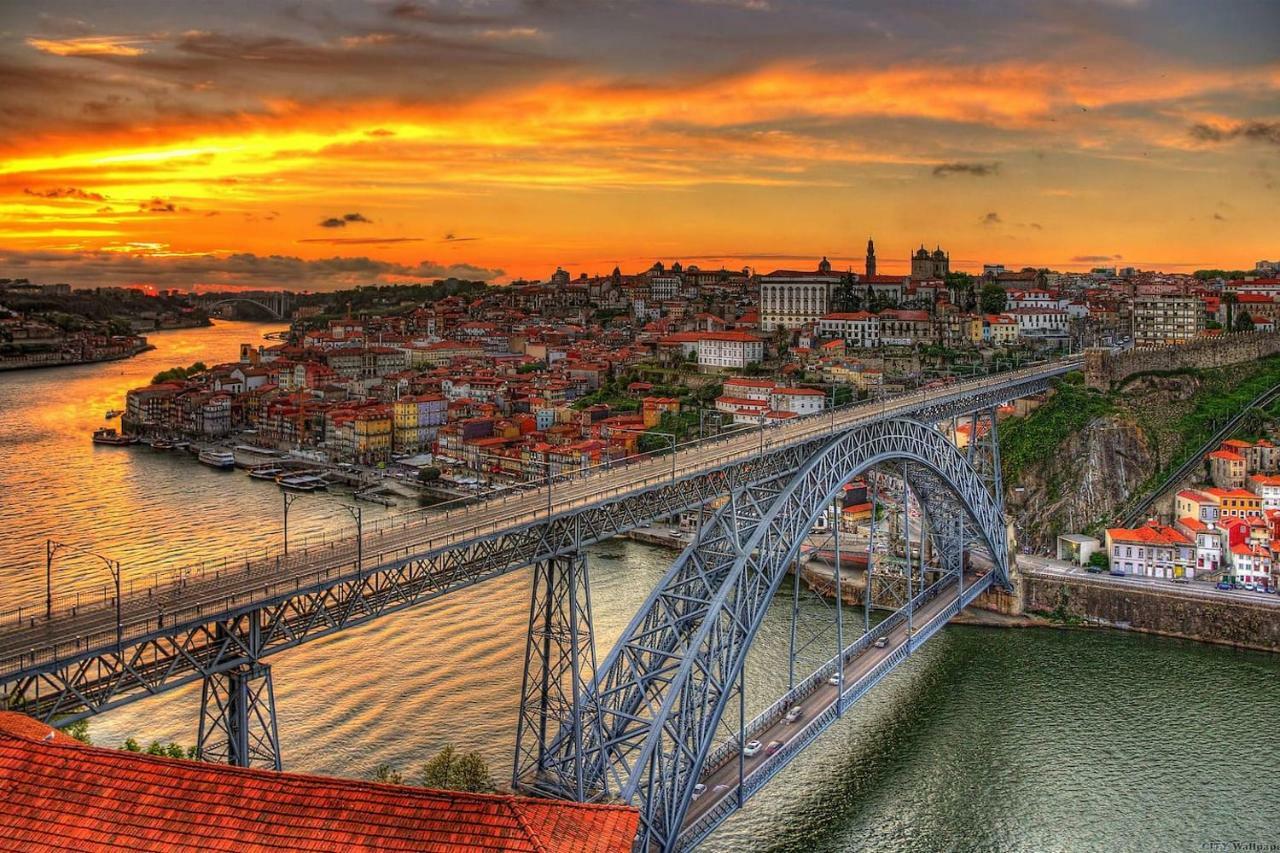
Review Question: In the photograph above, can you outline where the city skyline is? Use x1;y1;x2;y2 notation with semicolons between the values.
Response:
1;0;1277;291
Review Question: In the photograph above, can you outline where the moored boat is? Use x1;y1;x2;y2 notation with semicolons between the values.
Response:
92;427;139;446
248;465;284;480
276;472;328;492
151;439;175;451
105;409;122;420
197;449;236;470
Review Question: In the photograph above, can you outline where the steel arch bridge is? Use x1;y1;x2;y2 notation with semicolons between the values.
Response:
1;357;1059;849
205;295;290;320
527;417;1008;850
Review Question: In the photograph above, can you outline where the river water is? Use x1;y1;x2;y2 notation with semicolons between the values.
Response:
1;321;1276;851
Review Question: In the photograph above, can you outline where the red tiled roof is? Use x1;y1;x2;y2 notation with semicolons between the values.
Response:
0;711;637;853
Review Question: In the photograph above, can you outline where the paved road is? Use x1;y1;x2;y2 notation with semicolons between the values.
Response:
682;574;975;829
1018;555;1280;607
1;359;1077;671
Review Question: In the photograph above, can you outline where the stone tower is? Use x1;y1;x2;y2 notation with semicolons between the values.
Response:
865;238;876;277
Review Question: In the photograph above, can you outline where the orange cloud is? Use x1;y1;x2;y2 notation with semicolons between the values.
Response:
25;36;150;57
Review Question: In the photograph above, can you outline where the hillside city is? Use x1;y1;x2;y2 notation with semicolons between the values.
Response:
7;247;1276;594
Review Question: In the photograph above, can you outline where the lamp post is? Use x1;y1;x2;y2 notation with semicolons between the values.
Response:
282;491;300;556
341;504;364;577
45;540;122;650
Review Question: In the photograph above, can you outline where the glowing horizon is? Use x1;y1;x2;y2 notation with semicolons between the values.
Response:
1;1;1276;290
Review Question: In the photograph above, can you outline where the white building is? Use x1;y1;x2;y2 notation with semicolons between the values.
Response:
1248;474;1280;511
818;312;880;348
696;332;764;370
759;259;842;331
1010;307;1069;336
769;387;826;416
1104;523;1195;580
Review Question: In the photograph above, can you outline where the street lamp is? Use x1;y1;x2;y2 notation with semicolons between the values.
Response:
282;491;301;556
45;539;122;649
341;504;364;576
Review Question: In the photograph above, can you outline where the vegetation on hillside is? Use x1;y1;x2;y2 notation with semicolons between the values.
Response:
999;373;1114;486
369;744;496;793
151;361;207;384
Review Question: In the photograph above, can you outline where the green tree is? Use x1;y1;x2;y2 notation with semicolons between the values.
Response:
59;719;91;745
371;762;404;785
1234;311;1255;332
417;744;495;793
122;737;141;752
979;284;1007;315
1088;551;1110;570
418;466;442;483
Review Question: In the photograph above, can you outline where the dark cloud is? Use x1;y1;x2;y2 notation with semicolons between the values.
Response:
1213;212;1227;221
442;232;479;242
932;161;1001;178
0;248;504;290
1070;254;1123;262
1189;121;1280;147
320;212;373;227
23;187;106;201
981;211;1001;225
386;2;505;26
139;197;180;213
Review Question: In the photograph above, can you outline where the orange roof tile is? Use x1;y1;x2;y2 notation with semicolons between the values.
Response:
0;712;637;853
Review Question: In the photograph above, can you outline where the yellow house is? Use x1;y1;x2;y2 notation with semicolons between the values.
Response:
355;405;393;463
393;399;419;452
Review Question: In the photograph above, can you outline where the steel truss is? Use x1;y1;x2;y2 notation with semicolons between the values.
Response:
513;548;601;800
197;660;280;770
551;417;1009;851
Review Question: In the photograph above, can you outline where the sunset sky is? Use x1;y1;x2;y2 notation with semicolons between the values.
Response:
1;0;1276;291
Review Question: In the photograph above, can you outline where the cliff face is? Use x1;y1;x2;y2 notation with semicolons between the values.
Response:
1004;373;1204;551
1006;413;1152;550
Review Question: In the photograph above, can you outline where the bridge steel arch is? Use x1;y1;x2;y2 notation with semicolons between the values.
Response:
558;417;1008;851
206;297;287;320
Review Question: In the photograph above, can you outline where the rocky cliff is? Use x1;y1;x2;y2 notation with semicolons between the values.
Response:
1003;372;1212;551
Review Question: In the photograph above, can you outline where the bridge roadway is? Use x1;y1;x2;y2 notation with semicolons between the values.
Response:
0;357;1078;677
674;570;990;849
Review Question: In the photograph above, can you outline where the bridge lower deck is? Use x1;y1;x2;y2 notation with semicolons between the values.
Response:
678;571;991;848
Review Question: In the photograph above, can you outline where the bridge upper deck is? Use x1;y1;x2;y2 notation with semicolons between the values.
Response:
0;357;1079;681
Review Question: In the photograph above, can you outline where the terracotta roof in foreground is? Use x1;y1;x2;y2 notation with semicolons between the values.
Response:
0;712;637;853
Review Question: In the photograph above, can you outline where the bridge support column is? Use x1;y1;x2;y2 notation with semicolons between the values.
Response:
513;550;600;800
196;661;281;770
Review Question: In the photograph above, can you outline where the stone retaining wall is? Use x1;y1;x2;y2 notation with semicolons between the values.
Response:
1084;333;1280;390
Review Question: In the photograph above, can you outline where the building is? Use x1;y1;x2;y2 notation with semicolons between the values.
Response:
696;331;765;370
818;312;880;348
1104;522;1195;580
759;259;842;331
1132;294;1204;346
769;387;826;416
865;238;877;277
1208;450;1247;490
1202;487;1262;519
0;712;638;852
910;245;949;280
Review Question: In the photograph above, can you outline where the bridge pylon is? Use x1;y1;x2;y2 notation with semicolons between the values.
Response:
195;612;280;770
513;550;602;801
196;661;281;770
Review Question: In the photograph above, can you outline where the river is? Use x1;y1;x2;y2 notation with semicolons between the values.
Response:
0;321;1276;851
